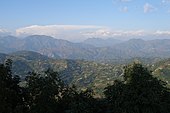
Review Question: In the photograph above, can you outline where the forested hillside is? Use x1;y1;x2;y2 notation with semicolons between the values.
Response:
0;60;170;113
1;51;170;97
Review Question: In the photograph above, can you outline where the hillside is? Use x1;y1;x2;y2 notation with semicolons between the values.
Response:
151;58;170;84
83;38;122;47
0;51;123;96
1;51;170;96
0;35;97;59
1;35;170;60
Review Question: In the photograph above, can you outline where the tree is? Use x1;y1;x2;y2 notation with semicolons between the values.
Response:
25;69;66;113
104;63;170;113
61;85;97;113
0;59;24;113
25;69;100;113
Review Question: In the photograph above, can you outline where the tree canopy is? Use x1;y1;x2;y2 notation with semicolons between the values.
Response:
104;63;170;113
0;59;24;113
0;60;170;113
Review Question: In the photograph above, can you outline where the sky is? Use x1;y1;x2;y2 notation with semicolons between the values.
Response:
0;0;170;41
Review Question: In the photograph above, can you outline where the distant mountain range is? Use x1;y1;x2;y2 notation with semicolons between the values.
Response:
83;38;122;47
1;35;170;60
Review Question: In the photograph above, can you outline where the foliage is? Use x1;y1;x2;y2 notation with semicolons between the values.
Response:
61;86;96;113
1;51;170;97
104;63;170;113
25;69;98;113
1;59;170;113
0;59;24;113
25;69;66;113
0;51;124;97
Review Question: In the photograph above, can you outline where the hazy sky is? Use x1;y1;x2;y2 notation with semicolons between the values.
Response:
0;0;170;41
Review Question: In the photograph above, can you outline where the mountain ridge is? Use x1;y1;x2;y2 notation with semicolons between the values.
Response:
1;35;170;60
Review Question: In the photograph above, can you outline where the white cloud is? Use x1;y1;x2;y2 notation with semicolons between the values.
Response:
15;25;105;41
82;29;146;39
144;3;156;13
15;25;170;40
0;25;165;41
154;30;170;35
16;25;149;40
0;28;11;36
82;29;170;40
0;28;8;33
16;25;101;33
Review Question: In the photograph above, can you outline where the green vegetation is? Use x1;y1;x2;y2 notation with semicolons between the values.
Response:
0;60;170;113
0;51;124;97
0;59;25;113
104;63;170;113
1;51;170;97
151;58;170;84
0;60;98;113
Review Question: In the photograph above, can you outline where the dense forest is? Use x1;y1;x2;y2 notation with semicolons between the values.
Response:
1;59;170;113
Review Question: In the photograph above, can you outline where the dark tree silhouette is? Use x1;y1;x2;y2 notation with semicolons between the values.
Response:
0;59;24;113
25;69;98;113
1;60;170;113
25;69;66;113
61;85;97;113
104;63;170;113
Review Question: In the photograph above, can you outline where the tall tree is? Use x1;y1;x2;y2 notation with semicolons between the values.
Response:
104;63;170;113
25;69;66;113
25;68;102;113
0;59;24;113
61;86;96;113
